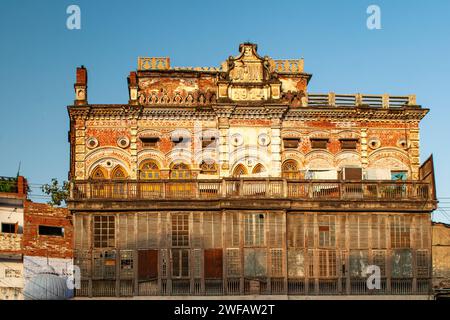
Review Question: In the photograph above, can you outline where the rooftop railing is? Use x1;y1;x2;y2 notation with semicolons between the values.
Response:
69;179;432;202
305;93;417;108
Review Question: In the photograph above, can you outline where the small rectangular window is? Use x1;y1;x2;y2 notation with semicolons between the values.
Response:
172;136;190;148
283;138;300;149
38;225;64;237
391;171;408;181
340;139;358;150
140;137;159;148
202;137;217;149
343;167;362;180
311;138;329;149
1;223;16;234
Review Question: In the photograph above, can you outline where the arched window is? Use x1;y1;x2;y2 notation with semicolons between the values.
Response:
169;163;192;195
91;166;107;179
252;164;266;175
91;166;107;198
111;166;127;179
200;161;218;175
111;166;127;198
170;163;191;179
282;160;300;179
140;161;160;180
233;164;247;177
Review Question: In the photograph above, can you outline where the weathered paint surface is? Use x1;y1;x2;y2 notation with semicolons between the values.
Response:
432;223;450;288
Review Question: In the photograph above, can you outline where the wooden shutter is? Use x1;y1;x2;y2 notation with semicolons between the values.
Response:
138;249;158;280
344;168;362;180
204;249;223;278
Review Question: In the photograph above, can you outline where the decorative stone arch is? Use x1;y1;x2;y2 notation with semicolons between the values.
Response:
367;148;411;172
111;165;128;179
307;130;331;139
137;128;162;136
252;163;267;175
232;163;248;177
304;150;335;170
139;160;161;180
282;159;301;179
282;150;306;167
336;130;361;139
166;149;194;168
137;149;166;169
194;148;219;166
169;128;193;143
86;147;131;179
281;129;303;138
335;151;362;169
169;160;192;179
229;146;272;170
91;165;108;179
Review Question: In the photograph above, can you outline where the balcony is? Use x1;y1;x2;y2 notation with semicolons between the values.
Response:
0;233;23;253
70;179;433;202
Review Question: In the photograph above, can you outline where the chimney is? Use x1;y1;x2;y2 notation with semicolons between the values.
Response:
128;71;138;105
74;66;88;105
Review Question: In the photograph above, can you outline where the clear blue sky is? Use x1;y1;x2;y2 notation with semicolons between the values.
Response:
0;0;449;222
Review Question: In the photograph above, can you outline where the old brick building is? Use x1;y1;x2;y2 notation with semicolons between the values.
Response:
22;201;73;290
0;175;74;300
0;176;27;300
68;43;437;298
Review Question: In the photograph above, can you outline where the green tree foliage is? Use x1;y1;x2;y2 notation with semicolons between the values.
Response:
41;178;69;207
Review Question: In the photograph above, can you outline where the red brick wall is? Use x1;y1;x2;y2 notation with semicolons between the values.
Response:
22;202;73;259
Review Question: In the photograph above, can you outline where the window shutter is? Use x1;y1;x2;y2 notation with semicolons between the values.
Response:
138;249;158;280
344;168;362;180
204;249;223;278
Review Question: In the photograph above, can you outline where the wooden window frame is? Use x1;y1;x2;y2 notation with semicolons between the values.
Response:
244;213;265;247
93;215;116;248
310;138;329;150
140;137;160;148
283;138;301;149
171;213;189;247
339;138;359;150
172;249;190;278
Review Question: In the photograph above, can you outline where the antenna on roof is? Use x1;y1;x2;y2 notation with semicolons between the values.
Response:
16;161;21;177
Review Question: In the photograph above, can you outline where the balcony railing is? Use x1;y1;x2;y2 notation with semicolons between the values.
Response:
69;179;432;202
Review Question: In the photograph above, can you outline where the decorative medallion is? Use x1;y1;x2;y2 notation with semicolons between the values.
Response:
258;133;271;146
86;137;98;149
117;137;130;149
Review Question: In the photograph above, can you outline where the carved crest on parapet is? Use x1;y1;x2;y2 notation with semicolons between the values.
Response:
226;43;270;83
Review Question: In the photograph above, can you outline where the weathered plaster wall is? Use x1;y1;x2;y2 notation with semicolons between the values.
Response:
432;223;450;288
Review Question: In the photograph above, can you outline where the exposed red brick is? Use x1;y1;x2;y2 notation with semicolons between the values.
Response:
22;202;73;259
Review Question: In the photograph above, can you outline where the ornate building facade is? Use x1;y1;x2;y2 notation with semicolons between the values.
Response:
68;43;437;298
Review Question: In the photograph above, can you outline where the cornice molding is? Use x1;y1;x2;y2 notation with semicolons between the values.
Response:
67;104;429;122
